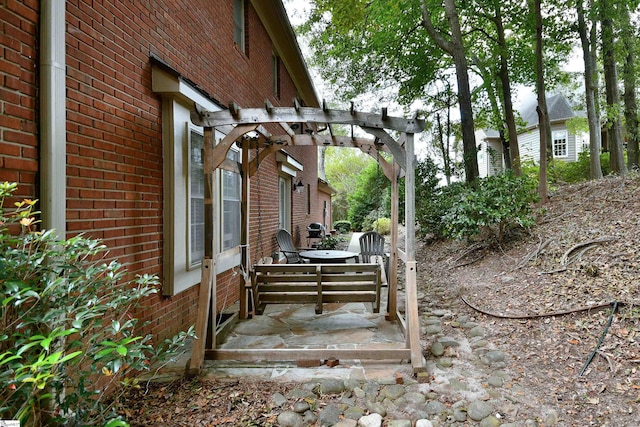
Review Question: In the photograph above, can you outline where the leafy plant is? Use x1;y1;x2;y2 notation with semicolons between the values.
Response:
333;220;352;233
318;235;344;250
347;161;390;231
442;172;539;242
0;182;195;426
371;217;391;235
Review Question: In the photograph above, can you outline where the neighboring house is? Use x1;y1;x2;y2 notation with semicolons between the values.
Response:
476;93;588;177
0;0;324;341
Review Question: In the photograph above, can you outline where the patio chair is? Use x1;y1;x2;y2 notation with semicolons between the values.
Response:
275;229;309;264
359;231;389;283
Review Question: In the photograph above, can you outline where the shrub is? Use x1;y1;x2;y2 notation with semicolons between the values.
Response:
0;182;195;426
521;152;612;185
318;234;345;250
372;217;391;235
361;208;387;232
442;172;539;242
333;220;351;233
347;162;389;231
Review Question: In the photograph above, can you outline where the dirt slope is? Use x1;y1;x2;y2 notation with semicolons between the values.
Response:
418;173;640;425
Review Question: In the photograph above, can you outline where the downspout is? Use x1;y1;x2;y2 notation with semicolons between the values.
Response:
40;1;66;235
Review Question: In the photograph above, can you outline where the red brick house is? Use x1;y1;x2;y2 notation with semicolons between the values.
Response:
0;0;324;341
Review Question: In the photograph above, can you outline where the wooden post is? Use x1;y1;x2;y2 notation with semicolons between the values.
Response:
188;126;218;374
404;132;425;372
387;163;399;321
240;139;251;319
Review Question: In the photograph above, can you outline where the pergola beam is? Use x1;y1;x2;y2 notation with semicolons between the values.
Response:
191;106;424;134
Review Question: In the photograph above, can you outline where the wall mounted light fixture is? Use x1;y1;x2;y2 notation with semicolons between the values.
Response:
294;179;304;193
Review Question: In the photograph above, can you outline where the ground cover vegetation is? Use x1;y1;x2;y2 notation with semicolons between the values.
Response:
0;182;194;426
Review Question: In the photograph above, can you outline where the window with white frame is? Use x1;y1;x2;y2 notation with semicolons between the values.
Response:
233;0;245;52
222;150;241;250
189;130;205;265
552;130;568;158
188;127;242;268
152;64;242;295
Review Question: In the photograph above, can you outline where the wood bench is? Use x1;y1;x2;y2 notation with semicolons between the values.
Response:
250;263;381;315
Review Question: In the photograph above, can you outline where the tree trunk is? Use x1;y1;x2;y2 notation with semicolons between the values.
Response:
495;3;520;175
533;0;549;203
622;6;639;169
421;0;479;183
436;113;452;185
600;0;627;174
577;0;603;179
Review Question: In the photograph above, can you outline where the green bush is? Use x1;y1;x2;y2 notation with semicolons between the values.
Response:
442;172;539;242
0;182;195;426
318;234;345;250
347;162;389;231
522;152;612;185
333;220;351;233
372;217;391;235
361;208;387;232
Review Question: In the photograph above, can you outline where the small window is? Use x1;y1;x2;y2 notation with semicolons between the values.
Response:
272;53;280;98
189;130;205;266
222;149;241;251
233;0;246;52
552;130;568;158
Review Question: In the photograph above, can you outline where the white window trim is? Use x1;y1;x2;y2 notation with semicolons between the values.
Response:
153;66;241;296
552;129;569;159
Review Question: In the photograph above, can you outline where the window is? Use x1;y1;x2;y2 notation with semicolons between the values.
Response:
152;64;242;296
188;127;242;268
272;53;280;98
233;0;245;52
278;176;291;231
189;130;205;265
222;150;241;250
552;130;568;158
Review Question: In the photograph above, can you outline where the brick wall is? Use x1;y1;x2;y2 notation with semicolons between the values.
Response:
1;0;318;343
0;1;39;200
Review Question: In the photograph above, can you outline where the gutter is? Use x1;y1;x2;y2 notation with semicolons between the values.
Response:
40;2;66;235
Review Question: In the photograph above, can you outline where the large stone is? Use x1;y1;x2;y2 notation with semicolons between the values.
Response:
344;406;365;420
358;413;383;427
333;420;358;427
365;401;387;417
425;324;442;335
380;384;406;400
415;420;434;427
293;401;310;413
318;403;343;426
469;326;486;337
277;411;304;427
319;379;346;395
467;400;493;421
271;392;287;407
431;341;445;357
404;391;427;404
479;415;501;427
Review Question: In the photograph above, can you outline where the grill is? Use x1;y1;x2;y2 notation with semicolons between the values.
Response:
307;222;324;238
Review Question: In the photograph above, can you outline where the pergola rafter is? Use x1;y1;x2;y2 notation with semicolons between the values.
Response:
187;103;426;375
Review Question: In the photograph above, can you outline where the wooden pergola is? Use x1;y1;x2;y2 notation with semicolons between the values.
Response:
187;102;426;374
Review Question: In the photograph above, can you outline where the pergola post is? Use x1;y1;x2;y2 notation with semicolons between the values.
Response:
404;132;425;371
188;126;218;374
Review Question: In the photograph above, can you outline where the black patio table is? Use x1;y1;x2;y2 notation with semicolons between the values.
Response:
298;250;359;263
